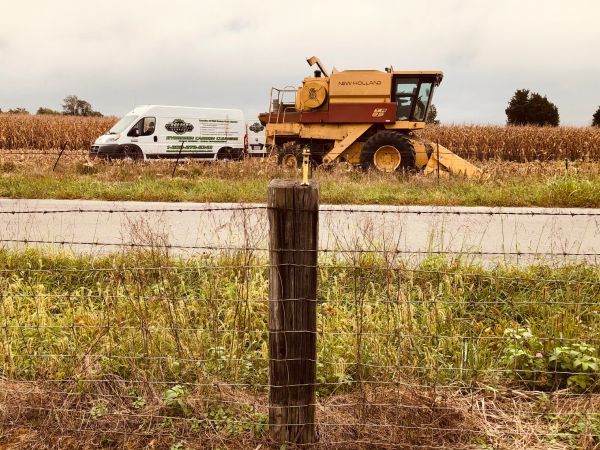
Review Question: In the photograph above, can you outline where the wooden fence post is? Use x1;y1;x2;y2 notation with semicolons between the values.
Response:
267;179;319;445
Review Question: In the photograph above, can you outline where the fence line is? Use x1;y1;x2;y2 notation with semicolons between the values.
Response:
2;205;600;216
0;196;599;447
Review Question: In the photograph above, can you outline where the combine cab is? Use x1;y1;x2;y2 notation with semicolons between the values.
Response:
259;56;480;177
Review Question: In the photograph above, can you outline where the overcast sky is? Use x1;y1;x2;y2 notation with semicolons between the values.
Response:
1;0;599;125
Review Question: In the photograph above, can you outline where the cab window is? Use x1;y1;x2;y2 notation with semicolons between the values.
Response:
128;117;156;137
413;82;434;122
395;78;418;121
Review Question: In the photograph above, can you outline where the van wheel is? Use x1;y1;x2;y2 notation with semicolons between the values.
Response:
360;131;416;172
217;147;243;161
122;145;144;160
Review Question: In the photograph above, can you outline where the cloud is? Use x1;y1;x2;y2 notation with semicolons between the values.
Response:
1;0;599;125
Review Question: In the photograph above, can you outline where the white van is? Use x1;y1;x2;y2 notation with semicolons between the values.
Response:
246;121;267;156
91;105;247;160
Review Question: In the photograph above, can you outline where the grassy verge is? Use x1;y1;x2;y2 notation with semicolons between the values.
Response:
0;155;599;207
0;248;599;448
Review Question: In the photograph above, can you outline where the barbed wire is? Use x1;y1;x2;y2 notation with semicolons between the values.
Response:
0;264;598;286
4;404;599;438
6;377;597;397
1;202;598;447
2;385;597;417
1;237;597;258
2;353;599;378
0;205;265;215
2;291;598;305
1;205;599;216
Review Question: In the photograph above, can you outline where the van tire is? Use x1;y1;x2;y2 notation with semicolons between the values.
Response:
217;147;243;161
122;145;144;160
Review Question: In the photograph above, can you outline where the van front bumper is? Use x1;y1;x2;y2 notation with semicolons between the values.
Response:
90;144;122;158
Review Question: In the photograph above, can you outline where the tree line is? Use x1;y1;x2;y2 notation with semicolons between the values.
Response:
2;92;600;127
501;89;600;127
426;91;600;127
0;95;102;117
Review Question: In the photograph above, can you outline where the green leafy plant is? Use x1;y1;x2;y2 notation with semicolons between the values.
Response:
163;384;190;416
502;328;599;391
131;396;146;410
170;441;188;450
89;401;108;419
501;327;545;382
549;343;599;390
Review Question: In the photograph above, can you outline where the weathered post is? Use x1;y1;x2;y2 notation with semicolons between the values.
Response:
267;179;319;445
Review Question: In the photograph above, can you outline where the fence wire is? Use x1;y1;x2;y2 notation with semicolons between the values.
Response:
0;204;598;449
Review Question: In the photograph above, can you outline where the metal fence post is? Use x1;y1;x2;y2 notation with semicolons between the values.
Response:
267;179;319;445
52;142;68;171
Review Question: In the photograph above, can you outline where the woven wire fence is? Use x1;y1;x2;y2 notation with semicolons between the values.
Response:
0;202;598;449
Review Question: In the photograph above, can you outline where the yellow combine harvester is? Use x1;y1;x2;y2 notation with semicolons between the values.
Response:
259;56;481;176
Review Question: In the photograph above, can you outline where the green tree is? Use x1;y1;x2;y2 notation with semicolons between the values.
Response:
7;107;29;114
505;89;530;125
505;89;559;126
593;106;600;127
62;95;102;117
426;104;440;124
36;107;61;115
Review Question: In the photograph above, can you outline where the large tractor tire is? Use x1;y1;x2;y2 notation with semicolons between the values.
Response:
277;146;302;170
360;131;416;172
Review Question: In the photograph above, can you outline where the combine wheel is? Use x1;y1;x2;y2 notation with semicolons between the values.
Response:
360;131;416;172
277;147;302;170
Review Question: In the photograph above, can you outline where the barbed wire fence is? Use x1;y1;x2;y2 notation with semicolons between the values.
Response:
0;183;599;448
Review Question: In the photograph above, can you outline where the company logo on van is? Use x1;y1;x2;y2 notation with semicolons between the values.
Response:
249;122;264;133
165;119;194;134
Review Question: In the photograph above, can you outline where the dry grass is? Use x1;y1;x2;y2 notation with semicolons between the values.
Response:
0;152;598;181
0;245;598;449
1;114;599;162
0;154;598;207
1;381;597;449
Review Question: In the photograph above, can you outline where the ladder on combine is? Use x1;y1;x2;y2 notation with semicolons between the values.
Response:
266;87;299;154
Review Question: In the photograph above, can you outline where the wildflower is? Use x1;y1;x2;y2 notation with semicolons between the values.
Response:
535;352;543;359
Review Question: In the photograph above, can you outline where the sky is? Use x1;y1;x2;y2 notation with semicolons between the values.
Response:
1;0;599;125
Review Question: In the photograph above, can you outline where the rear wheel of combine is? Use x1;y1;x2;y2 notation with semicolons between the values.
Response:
360;131;416;172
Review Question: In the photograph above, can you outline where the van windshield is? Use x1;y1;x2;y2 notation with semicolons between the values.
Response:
108;115;138;134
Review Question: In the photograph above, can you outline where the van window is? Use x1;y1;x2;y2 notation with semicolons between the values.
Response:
128;117;156;137
109;115;138;134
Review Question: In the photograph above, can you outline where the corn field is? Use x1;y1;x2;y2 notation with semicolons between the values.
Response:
0;114;116;150
419;124;600;161
0;114;599;161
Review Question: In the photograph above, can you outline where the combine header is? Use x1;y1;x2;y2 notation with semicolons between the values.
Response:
259;56;480;176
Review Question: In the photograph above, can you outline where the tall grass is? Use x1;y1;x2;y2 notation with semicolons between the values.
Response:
1;248;598;388
0;155;599;207
1;248;598;448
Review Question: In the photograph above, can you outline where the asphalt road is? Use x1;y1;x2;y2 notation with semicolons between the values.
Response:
1;199;599;264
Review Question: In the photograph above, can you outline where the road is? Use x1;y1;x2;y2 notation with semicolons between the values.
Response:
1;199;599;264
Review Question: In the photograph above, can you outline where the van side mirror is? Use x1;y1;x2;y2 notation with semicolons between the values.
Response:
129;128;140;137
